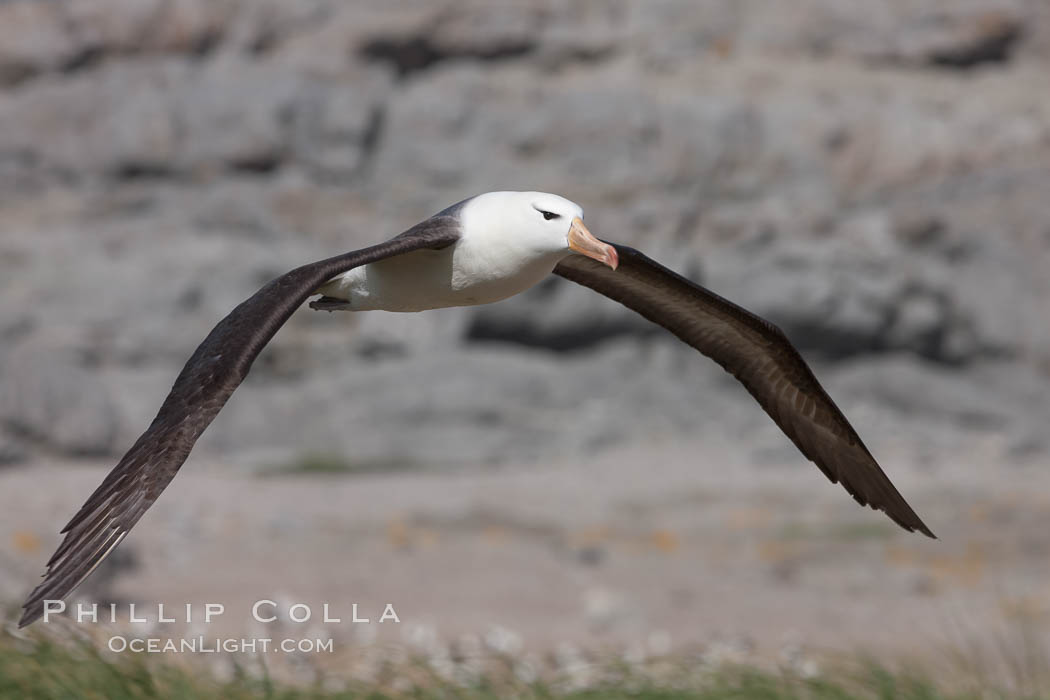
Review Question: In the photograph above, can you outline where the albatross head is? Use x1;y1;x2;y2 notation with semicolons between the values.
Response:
460;191;618;270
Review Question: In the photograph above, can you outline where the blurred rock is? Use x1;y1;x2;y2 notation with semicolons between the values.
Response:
0;335;119;456
67;0;234;56
0;430;27;467
890;10;1025;69
0;55;389;181
465;277;659;351
0;1;75;85
0;0;1047;467
833;356;1016;430
0;60;183;177
173;56;299;175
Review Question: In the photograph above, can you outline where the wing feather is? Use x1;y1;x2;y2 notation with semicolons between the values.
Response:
555;244;934;538
19;222;459;627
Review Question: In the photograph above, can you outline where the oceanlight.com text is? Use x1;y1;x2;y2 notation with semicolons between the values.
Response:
108;635;335;654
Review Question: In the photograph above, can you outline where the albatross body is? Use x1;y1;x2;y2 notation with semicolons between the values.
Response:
19;190;933;628
315;192;602;311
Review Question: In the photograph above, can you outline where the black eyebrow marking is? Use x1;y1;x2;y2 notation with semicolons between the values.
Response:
533;205;561;220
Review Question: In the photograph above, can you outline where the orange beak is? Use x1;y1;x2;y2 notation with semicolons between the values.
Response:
567;217;618;270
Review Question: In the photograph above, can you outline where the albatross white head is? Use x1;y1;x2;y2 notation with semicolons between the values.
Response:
447;191;618;306
458;191;617;271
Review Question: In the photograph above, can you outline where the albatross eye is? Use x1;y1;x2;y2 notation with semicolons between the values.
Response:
539;210;559;221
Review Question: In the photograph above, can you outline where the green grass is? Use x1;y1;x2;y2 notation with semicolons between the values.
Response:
0;634;1041;700
260;451;419;477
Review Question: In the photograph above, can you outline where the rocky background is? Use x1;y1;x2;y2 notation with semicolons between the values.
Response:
0;0;1049;670
1;0;1048;468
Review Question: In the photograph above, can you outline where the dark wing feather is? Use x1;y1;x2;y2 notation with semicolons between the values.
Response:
555;244;934;538
19;222;460;627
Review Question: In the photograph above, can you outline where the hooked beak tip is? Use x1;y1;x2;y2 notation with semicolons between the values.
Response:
568;217;618;270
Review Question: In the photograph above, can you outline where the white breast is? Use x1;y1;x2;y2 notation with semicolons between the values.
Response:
317;241;567;312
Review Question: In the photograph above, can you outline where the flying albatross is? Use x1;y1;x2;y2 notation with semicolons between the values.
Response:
19;191;933;627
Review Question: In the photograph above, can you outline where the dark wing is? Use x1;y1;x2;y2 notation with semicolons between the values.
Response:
555;244;934;538
19;220;460;627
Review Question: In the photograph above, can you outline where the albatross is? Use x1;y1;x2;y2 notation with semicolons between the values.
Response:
19;191;933;627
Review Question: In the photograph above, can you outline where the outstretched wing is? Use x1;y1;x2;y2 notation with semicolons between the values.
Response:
555;244;934;538
19;221;460;627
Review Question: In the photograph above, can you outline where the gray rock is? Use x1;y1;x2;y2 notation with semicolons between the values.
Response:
464;276;658;351
0;60;183;177
0;430;27;467
0;1;77;85
64;0;235;56
0;0;1048;470
288;69;393;180
190;338;741;468
63;0;170;56
830;355;1028;432
624;0;1033;67
172;55;301;174
0;334;120;456
0;54;389;181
